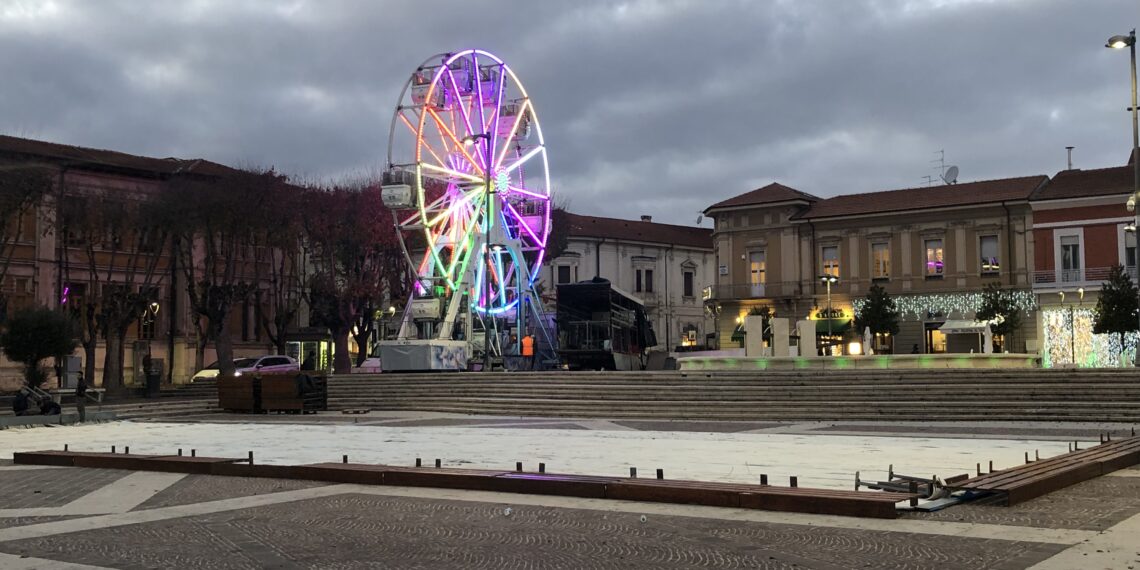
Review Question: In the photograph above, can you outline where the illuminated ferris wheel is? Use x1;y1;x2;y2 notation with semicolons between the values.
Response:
381;49;551;369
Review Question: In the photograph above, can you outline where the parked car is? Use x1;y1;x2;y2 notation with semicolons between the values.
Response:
191;355;300;381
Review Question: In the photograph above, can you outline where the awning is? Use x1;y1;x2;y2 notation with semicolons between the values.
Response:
815;319;851;335
939;320;989;334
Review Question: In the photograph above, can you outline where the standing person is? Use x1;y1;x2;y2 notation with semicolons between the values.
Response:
75;371;87;423
521;332;535;370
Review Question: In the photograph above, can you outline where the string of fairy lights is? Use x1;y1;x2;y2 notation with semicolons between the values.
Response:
851;291;1038;320
848;291;1134;367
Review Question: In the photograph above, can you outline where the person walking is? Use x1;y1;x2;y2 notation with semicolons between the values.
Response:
521;333;535;370
75;371;87;423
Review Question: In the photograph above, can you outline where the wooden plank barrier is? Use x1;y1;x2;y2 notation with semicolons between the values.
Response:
12;450;916;519
946;436;1140;505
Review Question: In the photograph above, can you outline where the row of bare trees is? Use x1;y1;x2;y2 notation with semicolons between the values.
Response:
0;163;407;390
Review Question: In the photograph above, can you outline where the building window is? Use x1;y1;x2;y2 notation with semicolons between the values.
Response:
636;268;654;293
924;239;944;278
556;265;572;284
1060;235;1082;282
683;270;694;298
1125;230;1136;276
821;245;839;277
980;235;1000;275
871;242;890;280
750;251;766;285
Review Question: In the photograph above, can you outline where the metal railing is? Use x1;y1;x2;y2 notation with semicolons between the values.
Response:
1033;266;1137;286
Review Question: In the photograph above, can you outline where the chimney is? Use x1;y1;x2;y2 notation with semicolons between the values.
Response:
640;215;652;223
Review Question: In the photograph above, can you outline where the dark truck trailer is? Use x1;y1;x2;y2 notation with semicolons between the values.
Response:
555;277;656;370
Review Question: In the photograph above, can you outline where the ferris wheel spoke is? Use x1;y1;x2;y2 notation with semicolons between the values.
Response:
488;63;507;167
426;108;485;176
506;185;549;201
503;201;546;247
502;145;544;175
420;162;484;185
494;99;532;169
443;65;477;145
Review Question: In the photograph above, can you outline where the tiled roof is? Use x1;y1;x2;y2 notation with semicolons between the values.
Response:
1031;163;1133;201
565;213;712;249
0;134;239;178
796;175;1048;220
706;183;819;211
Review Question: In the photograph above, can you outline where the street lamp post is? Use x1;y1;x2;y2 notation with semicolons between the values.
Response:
1107;29;1140;364
463;133;494;371
819;274;838;355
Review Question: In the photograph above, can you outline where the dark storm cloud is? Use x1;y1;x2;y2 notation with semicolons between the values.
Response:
0;0;1135;223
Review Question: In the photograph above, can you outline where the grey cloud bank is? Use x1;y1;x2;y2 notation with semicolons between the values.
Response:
0;0;1134;224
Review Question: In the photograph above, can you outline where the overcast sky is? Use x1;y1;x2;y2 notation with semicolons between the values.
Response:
0;0;1135;225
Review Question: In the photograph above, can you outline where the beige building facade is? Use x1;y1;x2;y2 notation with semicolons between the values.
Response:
705;178;1043;354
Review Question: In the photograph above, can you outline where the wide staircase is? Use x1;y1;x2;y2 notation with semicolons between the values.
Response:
104;379;219;420
328;369;1140;422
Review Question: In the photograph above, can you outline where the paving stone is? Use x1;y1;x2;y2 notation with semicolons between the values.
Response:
379;417;568;428
906;472;1140;530
0;516;81;529
0;467;127;509
4;492;1064;570
134;473;329;511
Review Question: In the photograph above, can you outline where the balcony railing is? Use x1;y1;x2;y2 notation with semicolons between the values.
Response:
704;281;803;301
1033;266;1137;287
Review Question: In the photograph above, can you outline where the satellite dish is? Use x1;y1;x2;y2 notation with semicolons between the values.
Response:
942;165;959;184
696;214;704;225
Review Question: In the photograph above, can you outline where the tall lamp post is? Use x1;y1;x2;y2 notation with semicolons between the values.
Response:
819;274;838;355
1107;30;1139;364
463;133;494;371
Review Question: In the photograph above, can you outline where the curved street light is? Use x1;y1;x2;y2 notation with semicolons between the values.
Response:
1106;29;1139;365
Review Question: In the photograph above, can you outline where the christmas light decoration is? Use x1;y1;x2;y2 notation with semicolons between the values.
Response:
1041;306;1138;368
852;290;1037;321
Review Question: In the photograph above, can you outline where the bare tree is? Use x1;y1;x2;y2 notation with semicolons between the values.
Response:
60;191;170;391
0;165;52;321
303;182;404;373
166;170;284;377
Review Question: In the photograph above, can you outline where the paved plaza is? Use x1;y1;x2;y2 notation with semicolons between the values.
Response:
0;414;1138;569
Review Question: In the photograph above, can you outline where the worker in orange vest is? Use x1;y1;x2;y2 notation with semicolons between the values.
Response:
521;333;535;369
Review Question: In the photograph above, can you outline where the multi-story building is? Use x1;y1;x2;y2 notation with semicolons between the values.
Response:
1030;153;1137;366
0;135;295;390
543;213;715;350
705;178;1043;354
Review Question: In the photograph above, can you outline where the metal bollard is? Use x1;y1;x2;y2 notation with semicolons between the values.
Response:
64;444;68;451
656;468;664;480
178;448;183;456
342;455;348;464
516;462;523;472
909;481;918;507
416;458;422;467
790;476;798;488
191;449;196;457
976;463;981;476
248;451;254;465
760;474;768;485
435;459;441;468
1035;450;1040;461
1025;452;1029;464
988;460;993;473
630;467;637;478
111;445;116;453
538;463;545;474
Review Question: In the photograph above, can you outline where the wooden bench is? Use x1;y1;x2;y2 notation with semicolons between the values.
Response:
948;437;1140;505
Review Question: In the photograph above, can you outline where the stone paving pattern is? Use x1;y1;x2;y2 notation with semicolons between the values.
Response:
906;472;1140;530
135;474;329;510
0;467;126;508
813;425;1136;438
612;420;784;433
4;491;1065;570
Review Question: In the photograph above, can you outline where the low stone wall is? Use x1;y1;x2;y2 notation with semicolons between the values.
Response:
678;352;1040;371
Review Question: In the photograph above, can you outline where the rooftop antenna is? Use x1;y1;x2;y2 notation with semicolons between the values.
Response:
1066;146;1075;170
921;175;934;187
931;149;945;179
